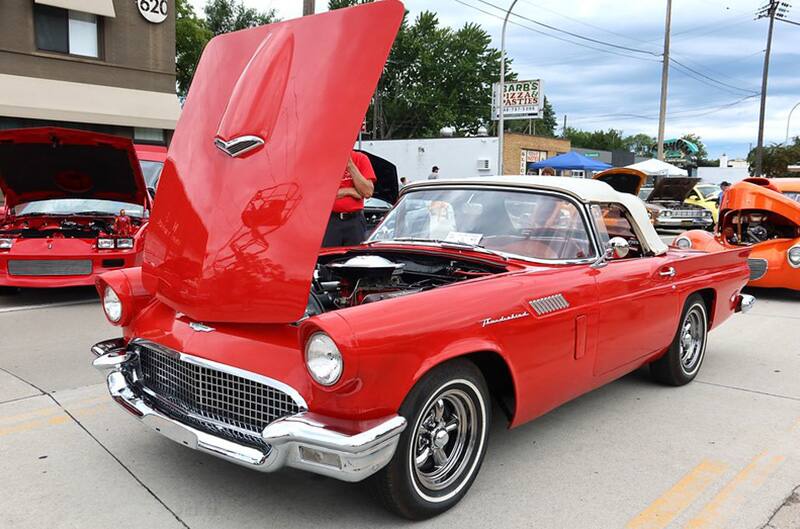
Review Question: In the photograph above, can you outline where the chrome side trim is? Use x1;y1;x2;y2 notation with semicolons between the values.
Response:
129;338;308;410
529;294;570;316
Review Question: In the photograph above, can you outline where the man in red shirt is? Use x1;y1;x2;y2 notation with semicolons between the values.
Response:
322;151;377;247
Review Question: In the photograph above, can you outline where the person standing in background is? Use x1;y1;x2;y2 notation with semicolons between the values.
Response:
322;151;377;247
428;166;439;180
719;181;731;207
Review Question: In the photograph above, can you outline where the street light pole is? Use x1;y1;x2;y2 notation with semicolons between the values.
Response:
497;0;518;175
786;101;800;144
656;0;673;161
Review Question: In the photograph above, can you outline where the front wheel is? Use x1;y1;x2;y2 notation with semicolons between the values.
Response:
650;294;709;386
372;359;491;520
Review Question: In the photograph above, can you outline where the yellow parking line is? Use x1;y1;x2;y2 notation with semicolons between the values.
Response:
627;459;728;529
684;452;785;529
0;402;110;437
0;395;107;426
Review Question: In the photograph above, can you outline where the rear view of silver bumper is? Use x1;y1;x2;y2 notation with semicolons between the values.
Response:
92;339;406;482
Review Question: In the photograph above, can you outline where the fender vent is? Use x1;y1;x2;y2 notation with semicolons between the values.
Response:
529;294;570;316
747;258;768;281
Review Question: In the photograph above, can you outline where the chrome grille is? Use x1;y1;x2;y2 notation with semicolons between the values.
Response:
747;258;768;281
135;343;301;450
671;209;701;218
8;259;92;276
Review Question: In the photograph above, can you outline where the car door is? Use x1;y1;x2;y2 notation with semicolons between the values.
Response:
590;203;679;377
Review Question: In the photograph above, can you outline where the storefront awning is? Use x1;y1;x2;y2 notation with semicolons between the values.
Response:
0;74;181;130
34;0;116;17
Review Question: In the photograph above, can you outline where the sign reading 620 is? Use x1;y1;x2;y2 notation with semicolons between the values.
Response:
137;0;168;24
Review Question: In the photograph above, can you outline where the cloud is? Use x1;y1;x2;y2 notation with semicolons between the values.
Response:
188;0;800;158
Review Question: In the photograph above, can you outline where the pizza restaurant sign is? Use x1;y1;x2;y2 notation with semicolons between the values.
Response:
492;79;542;120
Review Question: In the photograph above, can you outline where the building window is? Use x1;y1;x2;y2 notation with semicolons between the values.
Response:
134;128;166;144
34;5;99;58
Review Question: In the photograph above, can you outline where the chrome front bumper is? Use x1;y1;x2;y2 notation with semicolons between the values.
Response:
91;339;406;483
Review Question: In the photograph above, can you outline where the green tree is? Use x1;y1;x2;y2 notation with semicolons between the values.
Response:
508;96;557;136
330;2;504;139
624;133;655;156
204;0;277;35
176;0;212;97
175;0;278;98
680;133;708;161
747;138;800;177
564;127;627;151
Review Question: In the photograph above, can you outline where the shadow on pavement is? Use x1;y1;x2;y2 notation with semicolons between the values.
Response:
0;286;98;310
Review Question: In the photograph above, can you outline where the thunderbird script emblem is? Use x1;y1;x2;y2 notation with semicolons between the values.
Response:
214;135;265;158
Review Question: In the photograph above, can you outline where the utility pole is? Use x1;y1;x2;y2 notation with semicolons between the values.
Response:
303;0;315;16
656;0;673;161
755;0;790;175
497;0;518;175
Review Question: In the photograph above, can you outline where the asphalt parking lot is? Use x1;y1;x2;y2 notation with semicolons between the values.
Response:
2;249;799;528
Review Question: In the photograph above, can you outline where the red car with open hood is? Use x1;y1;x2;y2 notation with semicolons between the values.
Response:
90;1;754;519
0;127;151;289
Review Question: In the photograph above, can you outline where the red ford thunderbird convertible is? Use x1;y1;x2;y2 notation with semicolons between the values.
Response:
0;127;151;289
90;1;754;519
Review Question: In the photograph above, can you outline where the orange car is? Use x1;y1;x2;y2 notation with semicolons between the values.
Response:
593;167;660;223
674;178;800;290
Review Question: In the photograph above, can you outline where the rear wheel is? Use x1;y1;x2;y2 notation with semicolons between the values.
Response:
372;359;490;520
650;294;708;386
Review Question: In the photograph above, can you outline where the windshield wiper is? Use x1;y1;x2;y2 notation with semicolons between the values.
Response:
369;237;509;260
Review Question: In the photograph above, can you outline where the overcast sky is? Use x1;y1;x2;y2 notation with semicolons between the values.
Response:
188;0;799;159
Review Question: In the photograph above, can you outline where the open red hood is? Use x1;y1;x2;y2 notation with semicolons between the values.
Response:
0;127;147;209
141;1;404;324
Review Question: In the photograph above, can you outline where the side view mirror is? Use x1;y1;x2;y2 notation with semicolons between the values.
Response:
591;237;630;269
147;187;156;199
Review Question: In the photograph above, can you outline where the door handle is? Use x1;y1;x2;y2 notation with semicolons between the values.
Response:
659;267;676;278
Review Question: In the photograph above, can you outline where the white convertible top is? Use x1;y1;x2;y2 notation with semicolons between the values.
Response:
404;175;668;256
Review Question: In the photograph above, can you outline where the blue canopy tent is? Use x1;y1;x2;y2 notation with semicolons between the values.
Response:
528;151;612;174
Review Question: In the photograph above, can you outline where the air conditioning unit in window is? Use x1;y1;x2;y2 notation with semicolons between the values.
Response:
476;158;491;171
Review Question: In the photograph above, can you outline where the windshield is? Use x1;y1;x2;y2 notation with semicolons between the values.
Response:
369;188;595;261
696;185;720;199
13;199;145;217
783;192;800;203
139;160;164;188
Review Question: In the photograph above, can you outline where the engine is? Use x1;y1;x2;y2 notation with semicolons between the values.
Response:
305;252;505;316
0;215;141;240
722;210;800;245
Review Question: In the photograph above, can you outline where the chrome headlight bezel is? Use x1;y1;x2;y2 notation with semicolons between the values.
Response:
788;245;800;268
97;238;115;249
660;210;672;218
0;238;13;250
675;236;693;249
305;332;343;386
102;286;123;323
116;238;134;249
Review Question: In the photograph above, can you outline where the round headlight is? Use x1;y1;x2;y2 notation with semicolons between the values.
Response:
788;245;800;268
305;332;343;386
103;286;123;323
675;237;692;249
661;210;672;218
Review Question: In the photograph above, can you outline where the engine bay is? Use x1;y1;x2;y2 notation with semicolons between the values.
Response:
0;215;141;240
305;251;507;316
721;210;800;245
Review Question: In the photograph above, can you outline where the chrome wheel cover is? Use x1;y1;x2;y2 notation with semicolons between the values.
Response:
411;386;480;495
679;304;707;375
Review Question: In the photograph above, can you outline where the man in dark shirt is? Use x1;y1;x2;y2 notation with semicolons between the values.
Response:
322;151;377;247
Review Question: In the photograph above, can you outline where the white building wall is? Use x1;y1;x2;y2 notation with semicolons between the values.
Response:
696;166;750;184
357;137;498;183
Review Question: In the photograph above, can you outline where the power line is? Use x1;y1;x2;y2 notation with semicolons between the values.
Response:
669;58;759;95
473;0;661;57
452;0;662;63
